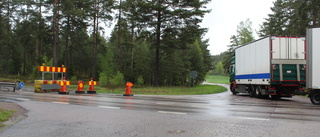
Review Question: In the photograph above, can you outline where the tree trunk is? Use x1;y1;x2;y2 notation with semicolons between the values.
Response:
53;0;59;68
131;24;134;74
92;15;96;79
4;3;11;78
115;0;122;79
64;16;71;78
117;0;122;49
93;13;98;79
23;43;26;75
92;0;97;79
154;9;161;87
116;0;122;73
0;2;2;75
38;0;43;61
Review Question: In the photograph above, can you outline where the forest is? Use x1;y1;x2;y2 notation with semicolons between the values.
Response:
2;0;320;87
217;0;320;75
0;0;213;87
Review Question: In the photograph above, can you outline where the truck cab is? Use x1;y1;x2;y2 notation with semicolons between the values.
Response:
229;57;236;94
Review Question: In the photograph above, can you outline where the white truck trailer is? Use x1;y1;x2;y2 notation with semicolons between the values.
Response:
229;36;306;99
306;27;320;105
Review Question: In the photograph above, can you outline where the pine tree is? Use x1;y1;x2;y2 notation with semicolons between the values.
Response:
259;0;288;36
135;0;211;86
223;19;255;74
259;0;320;36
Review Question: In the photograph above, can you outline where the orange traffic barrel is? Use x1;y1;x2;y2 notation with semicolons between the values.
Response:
87;78;97;94
75;81;85;94
123;82;134;96
59;77;70;94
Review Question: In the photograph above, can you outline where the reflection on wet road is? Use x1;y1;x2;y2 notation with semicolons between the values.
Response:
1;86;320;123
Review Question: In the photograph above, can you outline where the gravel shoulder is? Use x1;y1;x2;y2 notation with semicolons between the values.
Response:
0;102;28;131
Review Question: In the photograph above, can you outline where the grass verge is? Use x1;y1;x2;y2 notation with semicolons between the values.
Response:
205;75;230;84
1;75;228;95
69;84;227;95
0;108;14;127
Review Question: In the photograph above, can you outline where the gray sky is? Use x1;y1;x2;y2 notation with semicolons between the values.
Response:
201;0;275;55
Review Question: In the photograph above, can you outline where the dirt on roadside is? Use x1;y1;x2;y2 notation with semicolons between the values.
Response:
0;102;28;131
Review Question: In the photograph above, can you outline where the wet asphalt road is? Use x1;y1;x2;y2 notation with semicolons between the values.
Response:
0;83;320;137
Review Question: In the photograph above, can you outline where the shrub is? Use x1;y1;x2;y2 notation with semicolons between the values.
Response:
109;71;124;86
136;75;144;86
99;72;108;87
71;76;77;84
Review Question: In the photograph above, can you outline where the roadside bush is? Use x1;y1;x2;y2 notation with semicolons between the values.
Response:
99;72;108;87
136;75;144;86
109;71;124;86
71;76;77;84
29;66;40;80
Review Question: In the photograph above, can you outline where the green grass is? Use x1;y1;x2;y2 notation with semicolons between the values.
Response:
0;77;19;83
0;108;14;127
69;84;227;95
0;75;228;95
205;75;230;84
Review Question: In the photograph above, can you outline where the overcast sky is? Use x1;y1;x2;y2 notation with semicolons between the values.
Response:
201;0;275;55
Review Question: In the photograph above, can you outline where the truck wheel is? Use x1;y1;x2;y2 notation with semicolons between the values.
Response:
261;95;269;99
271;95;280;99
255;86;261;98
310;93;320;105
231;86;237;95
248;85;254;98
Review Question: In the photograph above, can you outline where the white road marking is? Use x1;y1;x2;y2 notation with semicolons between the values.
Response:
98;106;120;109
156;102;174;105
191;104;211;108
97;98;112;101
158;111;187;115
131;100;144;103
16;98;30;101
52;102;69;105
237;117;270;121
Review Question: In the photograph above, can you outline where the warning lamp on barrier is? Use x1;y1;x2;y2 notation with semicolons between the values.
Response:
75;81;85;94
87;78;97;94
123;82;134;96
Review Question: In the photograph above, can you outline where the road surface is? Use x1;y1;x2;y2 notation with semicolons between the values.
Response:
0;83;319;137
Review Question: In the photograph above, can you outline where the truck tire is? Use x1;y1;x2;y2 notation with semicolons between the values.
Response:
248;85;254;98
255;86;261;98
261;95;269;99
271;95;280;99
231;86;237;95
310;93;320;105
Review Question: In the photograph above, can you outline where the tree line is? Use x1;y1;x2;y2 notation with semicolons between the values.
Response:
220;0;320;74
0;0;213;87
259;0;320;36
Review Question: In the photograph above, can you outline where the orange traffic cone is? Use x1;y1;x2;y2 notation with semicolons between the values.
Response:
59;77;69;94
123;82;134;96
87;78;97;94
75;81;85;94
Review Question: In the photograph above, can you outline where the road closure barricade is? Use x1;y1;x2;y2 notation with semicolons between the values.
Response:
34;80;61;93
34;63;70;93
